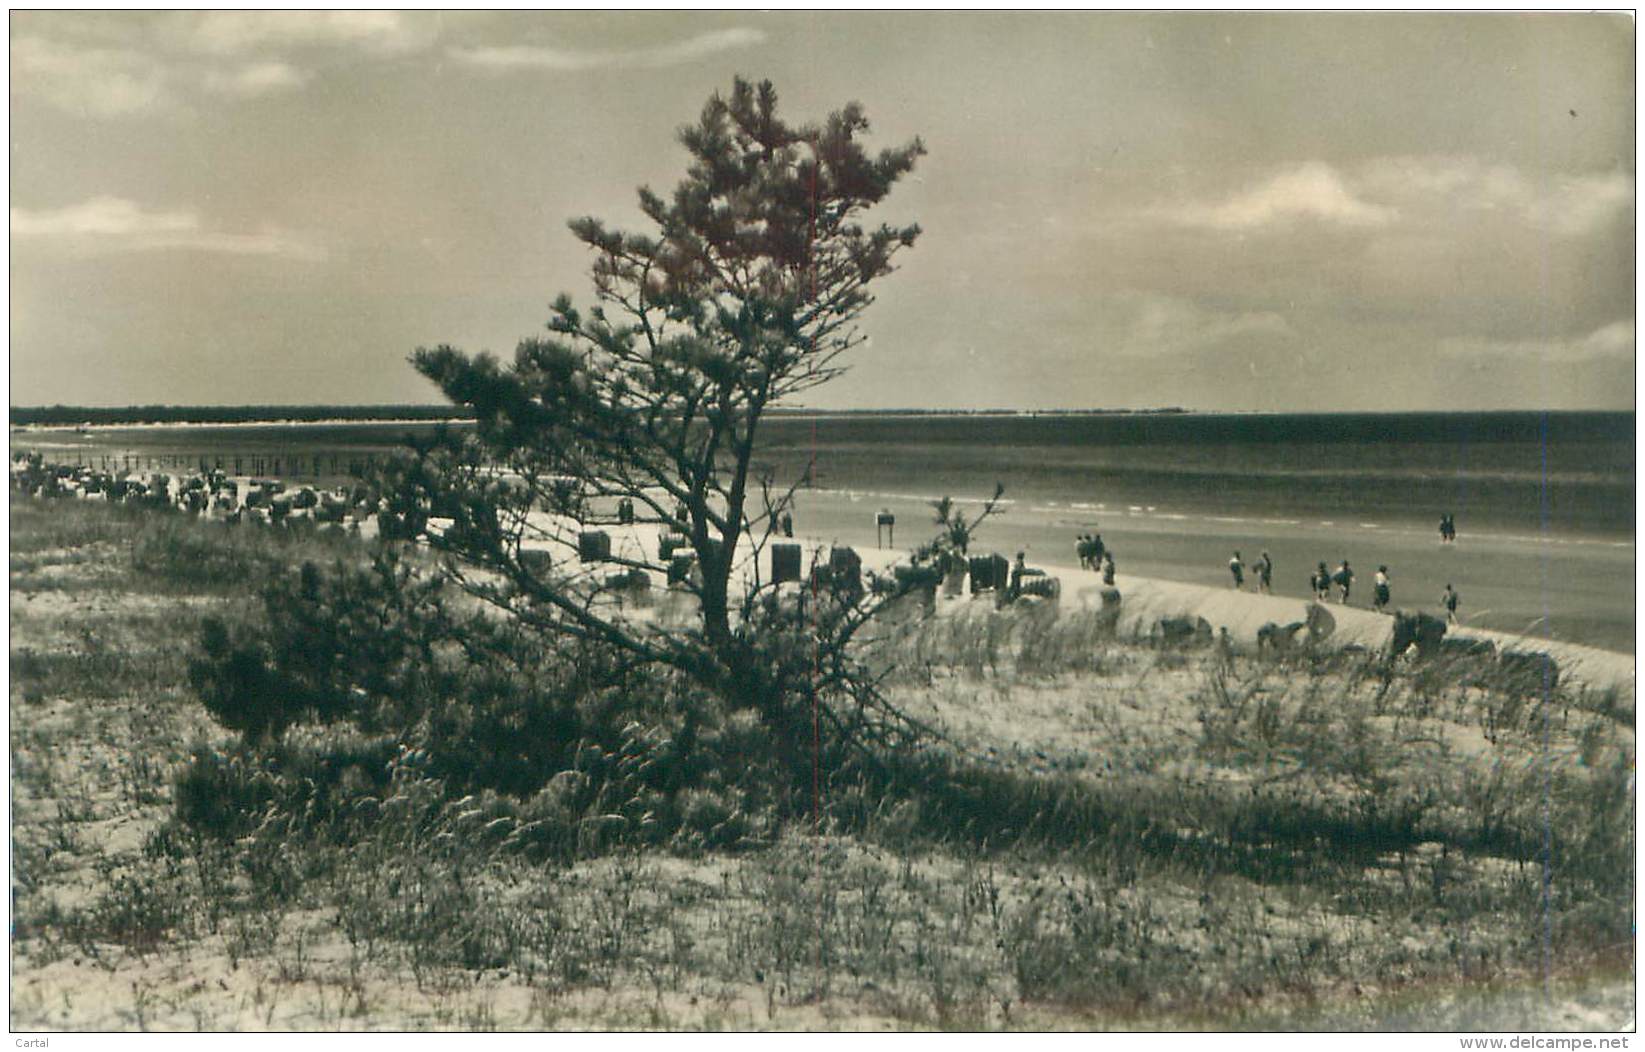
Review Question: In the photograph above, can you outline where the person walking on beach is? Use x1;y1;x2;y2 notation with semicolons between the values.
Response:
1229;551;1245;590
1441;583;1460;625
1333;560;1355;604
1372;565;1391;612
1102;551;1116;586
1312;561;1331;601
1077;534;1094;570
1257;551;1273;594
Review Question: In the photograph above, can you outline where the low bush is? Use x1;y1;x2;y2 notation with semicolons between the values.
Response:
175;550;805;857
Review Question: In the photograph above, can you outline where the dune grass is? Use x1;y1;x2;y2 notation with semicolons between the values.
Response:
8;497;1634;1030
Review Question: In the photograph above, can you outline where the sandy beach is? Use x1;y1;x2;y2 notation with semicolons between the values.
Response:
471;504;1635;700
783;486;1636;654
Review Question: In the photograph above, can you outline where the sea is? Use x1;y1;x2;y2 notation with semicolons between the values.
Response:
754;411;1635;541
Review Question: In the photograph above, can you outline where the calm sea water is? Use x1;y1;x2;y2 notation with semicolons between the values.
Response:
757;411;1635;540
16;410;1634;539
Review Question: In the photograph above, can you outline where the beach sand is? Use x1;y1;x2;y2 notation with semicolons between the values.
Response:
497;508;1635;700
783;487;1637;654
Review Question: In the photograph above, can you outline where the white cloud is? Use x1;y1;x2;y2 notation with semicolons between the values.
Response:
1359;156;1633;237
13;34;309;114
1106;293;1293;358
1533;172;1633;237
451;27;767;73
12;196;324;260
1148;156;1632;244
14;16;771;115
177;11;435;57
15;14;435;117
1438;320;1634;363
11;35;173;117
1164;162;1396;231
202;61;312;98
12;196;192;237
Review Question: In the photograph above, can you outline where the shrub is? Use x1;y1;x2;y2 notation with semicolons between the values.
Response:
177;548;804;854
189;618;298;743
186;551;449;744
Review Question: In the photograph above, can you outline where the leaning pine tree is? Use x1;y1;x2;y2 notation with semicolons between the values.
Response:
402;78;946;780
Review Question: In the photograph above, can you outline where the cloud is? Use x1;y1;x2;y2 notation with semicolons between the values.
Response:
1531;172;1633;237
1358;156;1633;237
201;61;312;98
13;34;310;114
1438;319;1634;363
1162;162;1397;231
1148;156;1633;244
14;16;771;115
1104;293;1294;359
450;27;767;73
11;34;173;117
14;13;434;117
176;11;436;57
12;196;325;260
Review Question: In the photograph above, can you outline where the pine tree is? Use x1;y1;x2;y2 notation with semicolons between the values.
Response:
401;78;930;771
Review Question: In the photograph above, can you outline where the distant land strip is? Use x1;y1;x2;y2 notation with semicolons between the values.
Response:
8;405;1202;427
10;405;1633;432
10;405;479;427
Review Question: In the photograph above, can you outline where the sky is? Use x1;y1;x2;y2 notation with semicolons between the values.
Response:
8;11;1636;411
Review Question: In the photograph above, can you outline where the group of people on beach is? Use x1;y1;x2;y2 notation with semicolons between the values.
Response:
1216;507;1470;621
1227;551;1274;594
1282;556;1463;623
1073;533;1116;584
1233;551;1396;613
1303;558;1393;610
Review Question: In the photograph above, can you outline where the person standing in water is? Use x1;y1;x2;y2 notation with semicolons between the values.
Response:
1257;551;1274;594
1441;583;1461;625
1229;551;1245;590
1372;565;1391;612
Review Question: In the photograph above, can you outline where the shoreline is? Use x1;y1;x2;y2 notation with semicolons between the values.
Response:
13;450;1635;651
492;509;1638;684
809;485;1634;551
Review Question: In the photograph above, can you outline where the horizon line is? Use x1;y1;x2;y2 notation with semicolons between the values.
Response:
9;404;1636;417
